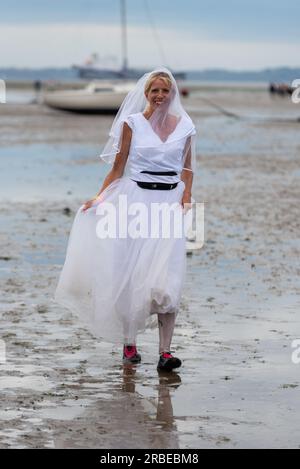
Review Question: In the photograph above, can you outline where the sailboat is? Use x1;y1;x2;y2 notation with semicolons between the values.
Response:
42;80;136;113
43;0;186;112
72;0;185;81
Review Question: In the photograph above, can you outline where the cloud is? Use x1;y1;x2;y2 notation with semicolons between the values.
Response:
0;22;299;70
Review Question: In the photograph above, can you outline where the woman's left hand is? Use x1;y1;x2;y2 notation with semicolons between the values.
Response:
181;191;192;213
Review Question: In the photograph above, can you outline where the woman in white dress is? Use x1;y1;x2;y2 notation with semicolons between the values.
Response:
54;68;196;372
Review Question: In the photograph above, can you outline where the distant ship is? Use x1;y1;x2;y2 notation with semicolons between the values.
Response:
72;0;186;81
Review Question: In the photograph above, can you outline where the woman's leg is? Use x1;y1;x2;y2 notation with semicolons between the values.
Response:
123;318;138;346
157;312;181;371
158;312;176;354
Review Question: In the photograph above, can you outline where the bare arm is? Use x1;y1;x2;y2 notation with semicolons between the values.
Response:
96;122;132;196
82;122;132;211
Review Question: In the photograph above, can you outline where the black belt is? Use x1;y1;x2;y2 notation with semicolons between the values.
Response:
133;181;178;190
140;170;178;176
132;170;178;190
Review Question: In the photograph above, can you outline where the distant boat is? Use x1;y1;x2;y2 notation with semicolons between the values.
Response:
72;0;186;81
43;78;189;113
73;61;185;81
269;82;293;96
43;80;135;113
72;53;136;80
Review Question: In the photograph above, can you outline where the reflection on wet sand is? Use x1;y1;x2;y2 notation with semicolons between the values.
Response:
123;364;182;430
52;365;182;449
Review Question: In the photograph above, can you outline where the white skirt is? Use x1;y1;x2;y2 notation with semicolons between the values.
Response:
54;176;187;344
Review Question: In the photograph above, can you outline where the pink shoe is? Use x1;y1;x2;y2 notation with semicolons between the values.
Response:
123;345;141;364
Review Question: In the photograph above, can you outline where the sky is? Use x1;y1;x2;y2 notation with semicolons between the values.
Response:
0;0;299;70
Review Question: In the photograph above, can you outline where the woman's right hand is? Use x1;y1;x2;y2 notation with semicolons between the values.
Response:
81;198;96;212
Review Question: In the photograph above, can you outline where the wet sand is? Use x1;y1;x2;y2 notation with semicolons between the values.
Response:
0;89;300;448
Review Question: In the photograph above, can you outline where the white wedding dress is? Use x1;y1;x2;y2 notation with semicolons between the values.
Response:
54;112;196;343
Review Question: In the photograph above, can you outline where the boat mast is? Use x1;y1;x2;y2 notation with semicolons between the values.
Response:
120;0;128;72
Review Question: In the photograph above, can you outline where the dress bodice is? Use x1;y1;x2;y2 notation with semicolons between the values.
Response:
124;112;196;183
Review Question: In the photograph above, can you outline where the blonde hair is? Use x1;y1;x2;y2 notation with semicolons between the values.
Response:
144;71;172;95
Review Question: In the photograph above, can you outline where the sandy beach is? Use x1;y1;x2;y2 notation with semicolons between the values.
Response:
0;87;300;448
